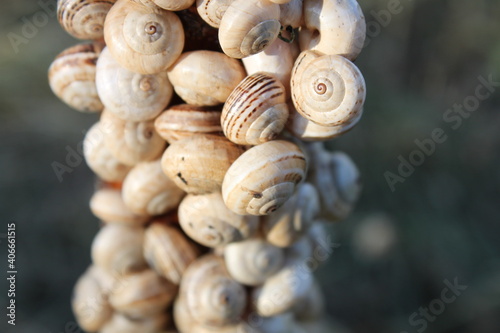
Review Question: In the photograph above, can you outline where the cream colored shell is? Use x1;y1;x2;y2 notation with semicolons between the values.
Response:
100;312;170;333
279;0;303;27
143;0;195;11
196;0;233;28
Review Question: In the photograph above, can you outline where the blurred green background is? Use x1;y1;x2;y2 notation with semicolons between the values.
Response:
1;0;499;332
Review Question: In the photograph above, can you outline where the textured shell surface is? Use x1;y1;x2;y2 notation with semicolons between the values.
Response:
178;192;259;247
100;312;170;333
122;159;185;215
154;104;222;143
104;0;185;74
96;47;173;121
146;0;195;11
222;140;307;216
218;0;281;58
161;134;245;194
57;0;116;40
48;42;104;113
196;0;233;28
300;0;366;61
222;72;288;145
279;0;303;27
167;51;246;106
291;50;366;127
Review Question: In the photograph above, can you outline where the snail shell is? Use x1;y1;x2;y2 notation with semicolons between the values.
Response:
96;47;173;121
178;192;259;247
91;224;147;274
218;0;281;59
100;312;170;333
83;122;131;182
48;42;104;113
104;0;184;74
191;322;262;333
291;50;366;127
222;72;288;145
57;0;116;40
90;187;150;226
122;159;185;215
167;51;246;106
143;0;195;11
300;0;366;61
196;0;233;28
180;255;247;328
224;238;285;286
262;182;320;247
109;269;177;319
161;134;245;194
144;223;199;284
155;104;222;143
222;140;307;216
279;0;302;28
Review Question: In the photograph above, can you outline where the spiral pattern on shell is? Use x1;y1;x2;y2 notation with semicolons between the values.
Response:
196;0;233;28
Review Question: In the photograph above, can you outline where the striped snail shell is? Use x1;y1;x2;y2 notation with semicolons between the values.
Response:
96;47;173;121
224;238;285;286
48;42;104;113
101;312;170;333
122;159;185;216
104;0;184;74
218;0;281;59
161;134;245;194
178;192;259;248
222;72;288;145
222;140;307;216
167;51;246;106
291;50;366;127
57;0;116;40
279;0;303;28
300;0;366;61
154;104;222;144
196;0;233;28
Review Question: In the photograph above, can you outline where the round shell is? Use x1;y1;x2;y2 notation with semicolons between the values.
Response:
167;51;246;106
222;140;307;215
291;50;366;127
48;42;104;112
178;192;259;247
196;0;233;28
100;312;170;333
155;104;222;143
143;0;195;11
222;72;288;145
218;0;281;59
279;0;303;28
224;238;285;286
57;0;116;40
96;47;173;121
104;0;184;74
161;134;245;194
122;159;185;215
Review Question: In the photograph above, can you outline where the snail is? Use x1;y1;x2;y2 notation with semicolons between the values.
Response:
154;104;223;143
218;0;281;59
167;51;246;106
161;134;245;194
262;182;320;247
222;72;289;145
122;159;185;216
143;222;199;284
178;192;259;248
100;312;171;333
95;47;173;121
57;0;116;40
83;122;131;182
279;0;303;28
104;0;184;74
91;224;147;274
196;0;233;28
224;238;285;286
222;140;307;215
300;0;366;61
290;50;366;127
140;0;195;11
48;42;104;113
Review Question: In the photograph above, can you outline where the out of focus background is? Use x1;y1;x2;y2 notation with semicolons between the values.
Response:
1;0;499;332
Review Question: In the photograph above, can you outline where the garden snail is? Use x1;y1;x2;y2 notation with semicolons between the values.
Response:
222;72;289;145
196;0;233;28
222;140;307;215
48;42;104;113
104;0;185;74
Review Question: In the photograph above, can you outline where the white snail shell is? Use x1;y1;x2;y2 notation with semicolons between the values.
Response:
219;0;281;59
291;50;366;127
300;0;366;61
100;312;170;333
143;0;195;11
104;0;185;74
222;140;307;216
279;0;302;28
196;0;233;28
222;72;288;145
96;47;173;121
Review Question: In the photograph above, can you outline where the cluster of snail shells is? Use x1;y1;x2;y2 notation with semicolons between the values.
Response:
50;0;367;332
